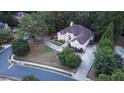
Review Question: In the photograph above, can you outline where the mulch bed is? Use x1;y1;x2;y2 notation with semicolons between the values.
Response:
87;65;97;80
116;36;124;48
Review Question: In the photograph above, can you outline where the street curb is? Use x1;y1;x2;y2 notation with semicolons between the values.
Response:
0;47;6;54
9;55;75;76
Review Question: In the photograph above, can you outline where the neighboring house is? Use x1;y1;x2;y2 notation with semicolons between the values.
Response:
57;22;94;50
14;12;27;22
0;22;10;29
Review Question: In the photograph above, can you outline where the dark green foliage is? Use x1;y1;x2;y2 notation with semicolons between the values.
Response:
22;75;39;81
94;23;122;76
0;12;19;27
111;69;124;81
19;13;48;40
58;47;81;68
0;30;14;45
12;38;30;56
98;69;124;81
98;74;111;81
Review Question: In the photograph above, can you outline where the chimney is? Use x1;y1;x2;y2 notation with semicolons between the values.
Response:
70;21;73;27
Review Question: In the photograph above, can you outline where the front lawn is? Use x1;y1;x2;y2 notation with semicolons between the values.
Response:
50;39;64;46
40;45;53;53
15;45;77;73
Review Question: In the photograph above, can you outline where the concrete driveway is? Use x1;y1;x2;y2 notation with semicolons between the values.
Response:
73;45;96;80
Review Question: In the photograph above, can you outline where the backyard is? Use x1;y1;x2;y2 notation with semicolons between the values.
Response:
15;43;77;73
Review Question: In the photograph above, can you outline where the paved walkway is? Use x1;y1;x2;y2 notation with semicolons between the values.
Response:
45;41;63;52
73;45;96;80
115;46;124;58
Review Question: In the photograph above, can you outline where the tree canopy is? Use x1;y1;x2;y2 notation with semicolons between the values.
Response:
19;13;48;40
58;47;81;68
94;23;122;76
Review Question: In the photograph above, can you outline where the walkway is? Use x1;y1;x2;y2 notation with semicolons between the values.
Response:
73;45;96;80
45;41;63;52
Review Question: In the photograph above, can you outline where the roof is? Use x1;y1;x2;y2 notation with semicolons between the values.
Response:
0;22;6;29
59;24;94;45
15;12;25;17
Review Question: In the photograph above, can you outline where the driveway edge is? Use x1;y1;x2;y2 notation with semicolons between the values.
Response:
9;55;75;76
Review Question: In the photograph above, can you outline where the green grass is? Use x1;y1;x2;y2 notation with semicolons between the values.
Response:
40;46;53;53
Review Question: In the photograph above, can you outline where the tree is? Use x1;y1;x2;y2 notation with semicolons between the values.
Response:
58;47;81;68
0;30;14;45
12;38;30;56
91;12;124;41
19;13;48;40
0;12;19;27
98;74;111;81
98;69;124;81
111;69;124;81
22;75;39;81
94;23;122;75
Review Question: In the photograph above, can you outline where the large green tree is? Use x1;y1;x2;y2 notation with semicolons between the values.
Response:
19;13;48;40
58;47;81;68
94;23;122;76
12;38;30;56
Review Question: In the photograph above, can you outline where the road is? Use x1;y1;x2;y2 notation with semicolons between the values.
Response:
0;46;76;81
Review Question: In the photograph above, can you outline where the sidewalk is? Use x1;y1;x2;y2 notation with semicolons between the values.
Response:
45;41;63;52
0;44;11;53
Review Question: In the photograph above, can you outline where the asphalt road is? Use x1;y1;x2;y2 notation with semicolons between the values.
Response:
0;46;76;81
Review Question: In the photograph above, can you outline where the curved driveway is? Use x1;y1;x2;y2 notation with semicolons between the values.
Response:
0;46;75;81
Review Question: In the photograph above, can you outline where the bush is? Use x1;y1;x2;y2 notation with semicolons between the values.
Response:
22;75;39;81
98;74;111;81
58;47;81;68
98;69;124;81
12;38;30;56
0;30;14;45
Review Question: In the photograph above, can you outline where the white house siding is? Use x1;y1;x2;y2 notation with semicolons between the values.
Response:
57;32;76;42
57;32;64;41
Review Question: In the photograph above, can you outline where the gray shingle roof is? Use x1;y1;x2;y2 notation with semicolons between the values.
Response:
59;24;94;45
0;22;6;29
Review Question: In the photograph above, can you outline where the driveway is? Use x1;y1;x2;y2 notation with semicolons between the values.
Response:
0;45;76;81
73;45;96;80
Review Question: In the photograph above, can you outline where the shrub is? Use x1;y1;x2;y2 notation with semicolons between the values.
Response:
98;74;111;81
22;75;39;81
98;69;124;81
12;38;30;56
58;47;81;68
0;30;14;45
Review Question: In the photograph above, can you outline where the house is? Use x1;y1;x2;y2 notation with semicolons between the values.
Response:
57;22;94;50
0;22;10;29
14;12;27;22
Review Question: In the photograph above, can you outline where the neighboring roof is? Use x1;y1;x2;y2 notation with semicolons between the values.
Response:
15;12;25;17
0;22;6;29
59;24;94;45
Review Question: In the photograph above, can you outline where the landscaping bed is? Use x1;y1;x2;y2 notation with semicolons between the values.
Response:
14;45;77;73
50;39;64;46
116;36;124;48
87;65;97;80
